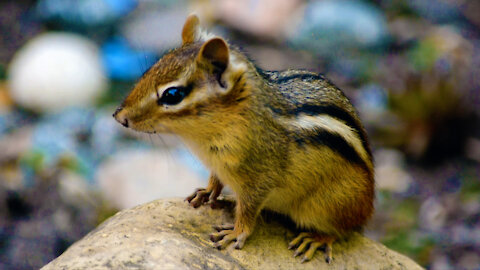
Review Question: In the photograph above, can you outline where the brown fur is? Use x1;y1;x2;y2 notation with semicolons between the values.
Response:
114;15;375;260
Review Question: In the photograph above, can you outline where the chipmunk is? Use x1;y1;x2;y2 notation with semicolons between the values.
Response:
113;15;374;264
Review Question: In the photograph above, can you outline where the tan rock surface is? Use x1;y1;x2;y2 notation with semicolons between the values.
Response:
42;198;424;270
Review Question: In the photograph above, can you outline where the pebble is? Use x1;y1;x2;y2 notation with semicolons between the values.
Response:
8;33;107;112
96;148;206;209
288;0;388;55
374;149;412;193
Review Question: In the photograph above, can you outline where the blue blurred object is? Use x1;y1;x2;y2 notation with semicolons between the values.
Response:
442;176;462;193
289;0;388;56
176;148;209;180
407;0;461;23
357;84;388;112
330;57;372;81
31;108;94;165
0;111;32;136
91;111;121;158
101;37;158;81
27;107;123;182
435;57;452;75
0;114;6;135
37;0;137;27
104;0;138;15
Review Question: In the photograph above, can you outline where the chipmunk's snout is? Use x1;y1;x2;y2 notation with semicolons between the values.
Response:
113;106;129;128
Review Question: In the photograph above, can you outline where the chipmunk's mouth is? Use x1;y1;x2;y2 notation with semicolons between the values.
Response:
133;121;172;135
113;106;130;127
112;107;173;134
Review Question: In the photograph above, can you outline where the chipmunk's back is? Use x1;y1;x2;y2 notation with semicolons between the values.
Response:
259;68;372;160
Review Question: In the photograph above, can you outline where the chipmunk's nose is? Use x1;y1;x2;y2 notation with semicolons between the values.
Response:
113;106;129;128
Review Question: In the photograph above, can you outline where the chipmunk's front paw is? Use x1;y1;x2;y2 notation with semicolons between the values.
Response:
185;188;211;208
210;224;249;250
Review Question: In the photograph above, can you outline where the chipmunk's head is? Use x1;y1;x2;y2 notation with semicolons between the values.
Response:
113;14;249;136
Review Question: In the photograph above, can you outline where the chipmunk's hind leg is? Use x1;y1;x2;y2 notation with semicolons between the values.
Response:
288;232;335;264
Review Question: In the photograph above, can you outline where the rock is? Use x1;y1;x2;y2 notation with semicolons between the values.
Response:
204;0;303;39
374;149;412;194
96;150;206;209
7;33;107;112
407;0;461;23
288;0;388;55
42;198;424;270
121;6;188;52
418;197;447;231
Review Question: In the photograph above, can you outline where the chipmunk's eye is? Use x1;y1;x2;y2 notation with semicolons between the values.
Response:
157;86;191;105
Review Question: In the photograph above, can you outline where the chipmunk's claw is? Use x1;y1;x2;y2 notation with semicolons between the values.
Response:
233;233;247;249
324;242;333;264
325;255;332;264
213;223;234;231
210;226;249;250
212;232;236;250
289;232;335;264
301;256;309;264
210;230;233;242
185;188;211;208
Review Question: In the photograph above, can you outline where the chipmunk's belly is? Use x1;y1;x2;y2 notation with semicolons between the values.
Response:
263;188;296;215
264;189;335;233
262;178;338;234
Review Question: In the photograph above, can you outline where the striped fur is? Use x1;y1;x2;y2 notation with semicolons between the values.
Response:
288;104;372;159
113;15;375;258
283;113;371;170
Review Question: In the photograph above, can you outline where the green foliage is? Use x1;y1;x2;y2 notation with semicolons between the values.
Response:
57;154;88;176
460;174;480;201
382;230;435;266
390;199;420;229
408;40;440;71
96;81;134;107
0;64;5;79
95;200;119;225
20;150;46;173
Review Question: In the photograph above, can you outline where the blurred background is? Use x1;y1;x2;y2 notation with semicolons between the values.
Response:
0;0;479;269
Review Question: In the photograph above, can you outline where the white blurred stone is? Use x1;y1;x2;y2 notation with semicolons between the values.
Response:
431;255;453;270
374;149;412;193
201;0;303;39
418;197;447;231
122;7;187;51
7;33;107;112
96;149;205;209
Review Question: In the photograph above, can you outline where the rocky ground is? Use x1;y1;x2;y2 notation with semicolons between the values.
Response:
42;198;424;270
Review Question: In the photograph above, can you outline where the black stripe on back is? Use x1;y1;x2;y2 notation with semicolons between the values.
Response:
276;73;324;84
291;104;372;158
294;129;367;169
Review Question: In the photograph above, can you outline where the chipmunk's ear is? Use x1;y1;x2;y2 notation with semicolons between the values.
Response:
182;14;200;45
198;38;229;87
198;38;229;68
